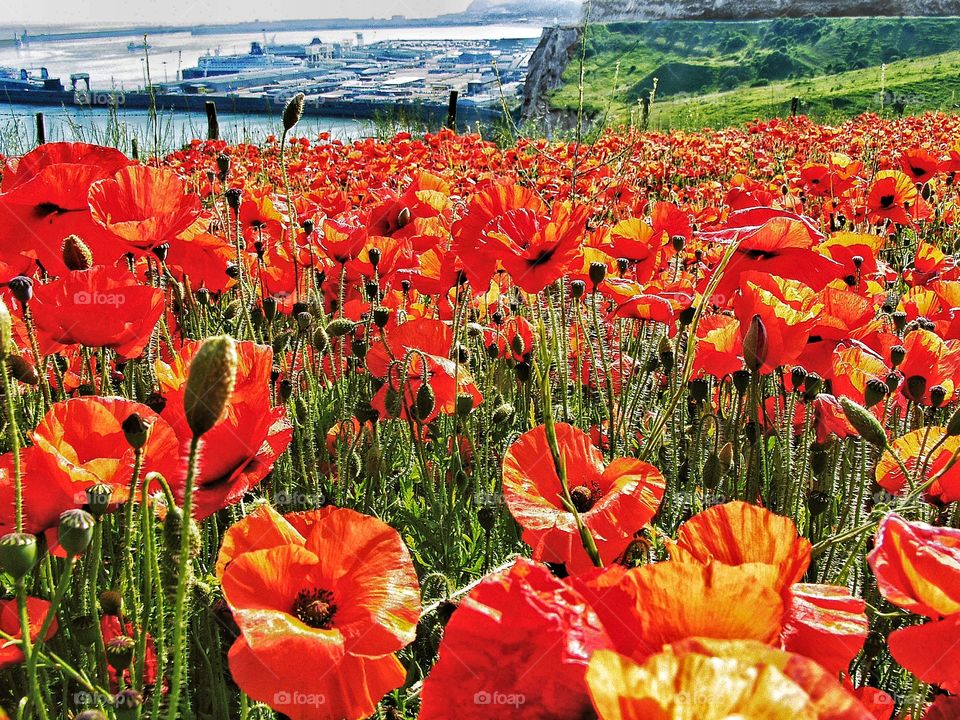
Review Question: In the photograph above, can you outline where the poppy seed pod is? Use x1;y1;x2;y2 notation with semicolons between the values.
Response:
58;509;96;557
105;635;136;672
930;384;948;408
890;344;906;367
588;262;607;289
62;234;94;270
731;369;751;395
184;335;238;437
6;355;38;385
215;152;230;182
904;375;927;404
225;188;242;212
85;483;113;518
790;366;807;392
113;689;143;720
122;412;151;450
742;314;768;373
839;397;888;449
0;532;39;580
570;279;586;299
864;378;889;408
8;275;33;305
283;92;306;132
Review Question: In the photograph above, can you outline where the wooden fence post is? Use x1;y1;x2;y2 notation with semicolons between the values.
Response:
35;112;45;145
446;90;458;131
205;101;220;141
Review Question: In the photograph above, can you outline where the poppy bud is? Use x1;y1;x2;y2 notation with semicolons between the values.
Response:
86;483;113;518
8;276;33;305
701;451;722;489
732;369;751;395
62;234;94;270
71;616;99;646
477;506;496;532
162;507;201;563
58;509;96;557
790;366;807;392
742;314;768;373
99;590;123;617
414;383;436;421
113;689;143;720
930;384;947;408
296;311;312;333
397;207;411;228
278;379;293;402
904;375;926;404
326;318;355;337
368;247;382;269
455;392;474;417
0;532;39;580
122;412;150;450
510;332;525;357
588;262;607;289
839;397;888;449
807;490;831;516
262;296;278;321
6;355;38;385
105;636;135;672
570;280;586;299
864;378;889;408
373;307;390;328
890;345;906;367
216;152;230;182
282;92;305;132
688;378;709;403
718;442;734;472
312;326;330;353
804;372;823;396
492;403;514;425
184;335;238;437
225;188;242;212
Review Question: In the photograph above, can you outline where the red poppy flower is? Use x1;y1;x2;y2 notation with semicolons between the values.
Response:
30;396;180;504
217;504;421;720
876;428;960;503
899;147;941;185
0;597;57;669
0;142;131;273
867;514;960;693
502;423;665;571
897;329;960;405
0;447;76;535
420;558;611;720
866;170;918;227
156;341;292;519
30;265;165;359
692;314;743;378
587;640;873;720
88;165;203;253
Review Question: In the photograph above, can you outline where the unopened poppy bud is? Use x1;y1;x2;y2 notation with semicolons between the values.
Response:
184;335;238;437
278;379;293;402
807;490;831;516
732;369;751;395
368;247;382;268
904;375;927;403
105;635;135;672
701;451;722;489
839;397;888;448
397;207;411;228
262;296;278;321
8;275;33;305
455;392;474;417
0;532;39;580
326;318;355;337
790;366;807;392
510;332;525;357
373;307;390;328
742;314;768;373
225;188;242;211
215;152;230;182
122;412;151;450
890;345;906;367
312;326;330;353
414;383;436;421
477;506;496;532
58;509;96;556
588;262;607;289
99;590;123;616
570;280;586;299
930;384;947;408
296;311;312;333
891;311;907;331
62;234;94;270
6;355;38;385
282;92;305;132
718;441;734;471
113;689;143;720
85;483;113;518
492;403;514;425
864;378;889;408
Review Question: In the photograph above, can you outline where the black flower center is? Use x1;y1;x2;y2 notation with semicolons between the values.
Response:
879;194;896;209
570;481;602;513
292;588;337;629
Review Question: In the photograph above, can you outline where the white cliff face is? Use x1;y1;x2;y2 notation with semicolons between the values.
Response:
521;25;584;123
589;0;960;20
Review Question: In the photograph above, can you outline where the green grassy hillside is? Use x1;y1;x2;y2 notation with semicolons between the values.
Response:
549;18;960;128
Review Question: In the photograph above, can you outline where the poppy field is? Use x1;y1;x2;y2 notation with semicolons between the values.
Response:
0;100;959;719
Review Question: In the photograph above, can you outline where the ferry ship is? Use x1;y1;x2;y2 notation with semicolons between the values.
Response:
127;41;152;51
182;42;304;79
0;66;57;90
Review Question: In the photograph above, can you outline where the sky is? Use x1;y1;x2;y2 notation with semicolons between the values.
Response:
7;0;476;26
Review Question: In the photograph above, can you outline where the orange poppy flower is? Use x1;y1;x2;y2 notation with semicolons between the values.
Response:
592;637;874;720
419;558;611;720
0;141;131;273
88;165;203;253
897;329;960;405
876;428;960;503
586;640;873;720
30;396;180;504
217;504;421;720
0;447;77;535
866;170;918;227
0;597;57;669
899;147;941;185
868;514;960;693
29;264;164;358
156;341;292;519
501;423;665;571
692;314;744;378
